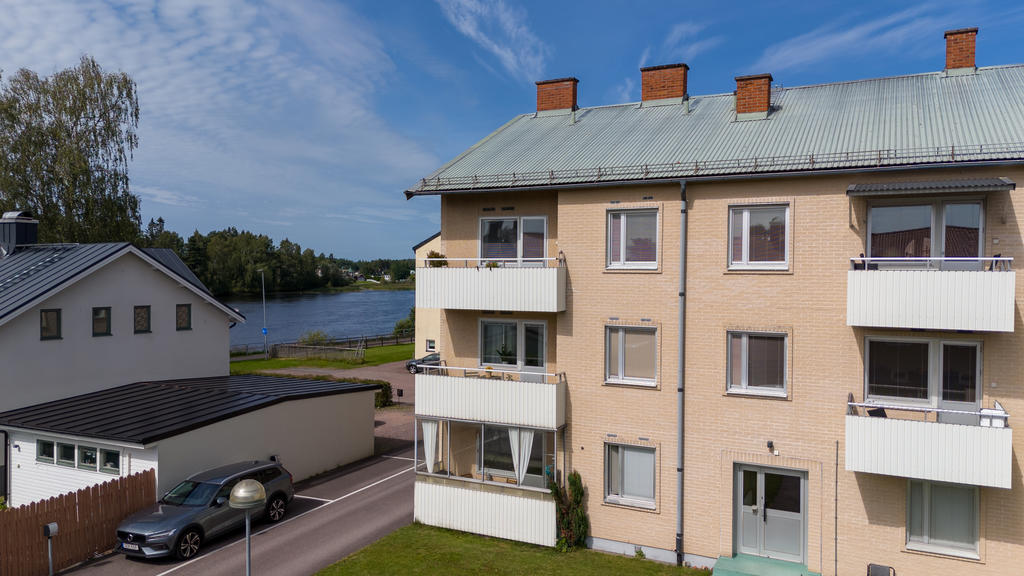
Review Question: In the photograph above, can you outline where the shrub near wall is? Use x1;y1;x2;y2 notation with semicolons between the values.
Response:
0;469;156;575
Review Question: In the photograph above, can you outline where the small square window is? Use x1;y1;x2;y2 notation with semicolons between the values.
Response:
36;440;55;463
729;205;789;269
78;446;98;470
176;304;192;331
100;449;121;474
608;210;658;269
727;332;786;395
425;339;436;352
605;444;656;508
92;307;111;336
134;305;151;333
57;443;76;467
40;309;61;340
606;326;657;385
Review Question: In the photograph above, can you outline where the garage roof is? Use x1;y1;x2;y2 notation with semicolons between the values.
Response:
0;375;380;445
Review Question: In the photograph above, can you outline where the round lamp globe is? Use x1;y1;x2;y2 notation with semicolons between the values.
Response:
229;479;267;510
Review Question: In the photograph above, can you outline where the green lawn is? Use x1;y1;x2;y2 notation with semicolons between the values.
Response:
230;343;414;374
317;524;710;576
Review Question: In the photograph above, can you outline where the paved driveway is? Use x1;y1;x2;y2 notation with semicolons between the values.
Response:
262;360;417;405
65;408;416;576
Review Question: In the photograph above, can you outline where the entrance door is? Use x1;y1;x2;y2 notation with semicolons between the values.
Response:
939;343;981;425
520;323;546;383
736;466;805;563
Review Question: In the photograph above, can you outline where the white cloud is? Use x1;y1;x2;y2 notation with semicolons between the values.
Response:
751;5;944;73
436;0;548;82
135;186;202;208
664;21;705;49
610;77;635;103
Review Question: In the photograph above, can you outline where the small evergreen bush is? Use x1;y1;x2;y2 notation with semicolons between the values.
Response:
550;470;589;552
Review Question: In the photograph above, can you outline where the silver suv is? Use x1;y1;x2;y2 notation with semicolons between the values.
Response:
115;460;295;560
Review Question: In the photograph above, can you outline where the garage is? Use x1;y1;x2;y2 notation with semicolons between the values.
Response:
0;374;379;506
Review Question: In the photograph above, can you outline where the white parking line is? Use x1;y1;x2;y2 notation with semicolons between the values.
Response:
380;455;415;462
154;465;413;576
292;494;332;503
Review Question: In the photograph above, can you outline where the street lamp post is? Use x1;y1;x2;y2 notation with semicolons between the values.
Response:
257;269;267;359
229;479;266;576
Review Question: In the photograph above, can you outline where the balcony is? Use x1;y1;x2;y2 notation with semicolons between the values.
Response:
845;400;1013;488
416;366;566;429
415;258;567;313
415;475;556;547
846;257;1015;332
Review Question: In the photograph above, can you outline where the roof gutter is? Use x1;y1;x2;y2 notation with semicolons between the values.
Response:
404;158;1024;198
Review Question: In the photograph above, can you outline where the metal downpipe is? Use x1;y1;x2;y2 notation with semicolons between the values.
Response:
676;182;687;566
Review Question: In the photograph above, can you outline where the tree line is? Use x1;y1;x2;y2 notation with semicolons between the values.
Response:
0;56;411;297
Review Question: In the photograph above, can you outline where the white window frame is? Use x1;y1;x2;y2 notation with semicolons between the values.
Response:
477;318;547;370
604;443;656;509
906;480;980;559
56;442;76;467
478;215;548;263
728;204;790;270
36;439;55;464
726;331;788;397
425;339;436;352
866;198;984;260
99;448;121;475
605;325;657;386
864;336;982;407
77;445;98;471
607;209;659;270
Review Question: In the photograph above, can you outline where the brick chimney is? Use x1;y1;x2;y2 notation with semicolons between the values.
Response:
536;77;578;112
944;27;978;72
735;73;773;120
640;63;689;101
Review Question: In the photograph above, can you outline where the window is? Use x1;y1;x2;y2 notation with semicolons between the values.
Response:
608;210;658;268
176;304;191;330
908;480;978;558
257;467;282;484
40;309;61;340
78;446;98;470
92;307;111;336
479;320;545;369
100;449;120;474
606;326;657;385
479;216;546;263
425;339;436;352
867;340;929;400
57;443;75;467
729;205;788;269
868;201;982;264
728;332;786;395
36;440;55;463
134;305;151;333
605;444;655;508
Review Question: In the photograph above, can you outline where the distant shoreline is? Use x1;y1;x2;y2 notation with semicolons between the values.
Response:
220;281;414;299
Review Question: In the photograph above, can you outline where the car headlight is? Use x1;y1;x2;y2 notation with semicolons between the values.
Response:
146;528;176;540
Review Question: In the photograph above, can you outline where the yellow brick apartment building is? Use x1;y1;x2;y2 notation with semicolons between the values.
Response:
407;27;1024;575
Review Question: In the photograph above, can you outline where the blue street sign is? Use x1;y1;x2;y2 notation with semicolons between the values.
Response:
262;328;268;335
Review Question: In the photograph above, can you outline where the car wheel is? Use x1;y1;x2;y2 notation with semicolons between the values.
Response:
408;365;418;374
266;494;287;523
175;528;201;561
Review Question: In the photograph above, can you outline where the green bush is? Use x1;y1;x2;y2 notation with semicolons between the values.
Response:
425;250;447;267
374;380;394;408
550;470;589;552
393;307;414;335
0;496;7;510
298;330;331;346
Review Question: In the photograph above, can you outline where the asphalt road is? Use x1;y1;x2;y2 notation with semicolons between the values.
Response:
65;448;414;576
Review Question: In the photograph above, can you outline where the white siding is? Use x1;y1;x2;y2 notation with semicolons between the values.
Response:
152;391;374;495
0;253;232;412
415;478;556;547
416;373;565;429
415;266;566;312
6;430;156;508
846;269;1016;332
844;415;1013;489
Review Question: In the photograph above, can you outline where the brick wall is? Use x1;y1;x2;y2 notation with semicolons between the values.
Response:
735;74;772;115
641;64;688;101
536;78;578;111
945;28;978;70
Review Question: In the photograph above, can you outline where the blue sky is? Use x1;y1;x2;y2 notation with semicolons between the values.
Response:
1;1;1022;258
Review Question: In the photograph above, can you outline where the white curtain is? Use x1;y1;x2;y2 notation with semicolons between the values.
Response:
509;428;535;485
421;420;438;474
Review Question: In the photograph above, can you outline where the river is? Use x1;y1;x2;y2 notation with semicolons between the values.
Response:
225;289;414;348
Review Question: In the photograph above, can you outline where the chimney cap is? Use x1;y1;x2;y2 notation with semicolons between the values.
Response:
944;27;978;38
735;73;773;82
535;77;579;86
640;63;689;73
1;210;34;220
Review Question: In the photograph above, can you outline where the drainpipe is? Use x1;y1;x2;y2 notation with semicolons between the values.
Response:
676;182;688;566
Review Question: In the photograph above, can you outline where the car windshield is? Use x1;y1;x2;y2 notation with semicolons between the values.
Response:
160;481;219;506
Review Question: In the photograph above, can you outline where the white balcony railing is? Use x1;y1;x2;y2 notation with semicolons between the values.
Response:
845;400;1013;488
847;257;1015;332
415;366;566;429
415;258;567;312
415;476;556;547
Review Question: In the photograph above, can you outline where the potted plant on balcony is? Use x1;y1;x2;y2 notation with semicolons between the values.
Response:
496;344;516;365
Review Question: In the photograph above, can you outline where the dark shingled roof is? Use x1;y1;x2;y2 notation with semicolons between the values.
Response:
141;247;212;295
412;231;441;252
0;375;381;445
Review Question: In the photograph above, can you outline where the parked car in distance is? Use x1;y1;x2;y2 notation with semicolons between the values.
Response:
116;460;294;560
406;352;441;374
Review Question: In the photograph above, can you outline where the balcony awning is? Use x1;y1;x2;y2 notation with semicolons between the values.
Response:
846;177;1015;197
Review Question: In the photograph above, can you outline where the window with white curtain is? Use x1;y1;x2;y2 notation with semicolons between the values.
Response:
729;205;789;269
605;444;655;508
608;210;658;268
606;326;657;385
907;480;978;558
